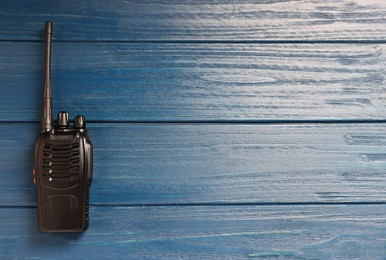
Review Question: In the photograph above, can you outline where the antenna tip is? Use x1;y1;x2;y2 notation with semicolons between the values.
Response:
45;21;53;34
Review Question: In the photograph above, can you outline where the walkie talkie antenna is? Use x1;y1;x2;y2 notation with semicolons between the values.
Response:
40;21;53;133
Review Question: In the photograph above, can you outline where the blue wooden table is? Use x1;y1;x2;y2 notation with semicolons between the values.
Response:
1;1;386;258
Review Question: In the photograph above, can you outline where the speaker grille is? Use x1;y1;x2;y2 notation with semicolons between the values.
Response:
42;142;81;186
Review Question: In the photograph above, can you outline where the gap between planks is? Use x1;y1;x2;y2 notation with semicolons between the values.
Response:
2;120;386;125
2;201;386;209
2;40;386;44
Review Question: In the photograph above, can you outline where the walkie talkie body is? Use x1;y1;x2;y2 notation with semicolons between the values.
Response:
33;22;93;232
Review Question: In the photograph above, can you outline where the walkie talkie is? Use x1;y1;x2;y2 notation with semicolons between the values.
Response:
33;21;93;232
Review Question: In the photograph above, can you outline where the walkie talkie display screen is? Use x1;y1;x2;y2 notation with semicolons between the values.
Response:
33;22;93;232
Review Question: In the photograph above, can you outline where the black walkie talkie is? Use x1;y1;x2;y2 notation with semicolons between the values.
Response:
33;21;93;232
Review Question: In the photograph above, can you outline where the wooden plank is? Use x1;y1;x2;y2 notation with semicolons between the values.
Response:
3;123;386;206
1;205;386;258
1;0;386;41
1;42;385;121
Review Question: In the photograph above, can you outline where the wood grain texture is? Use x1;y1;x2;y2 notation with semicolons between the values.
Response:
1;205;386;259
1;42;386;121
1;0;386;41
2;1;386;257
3;123;386;206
